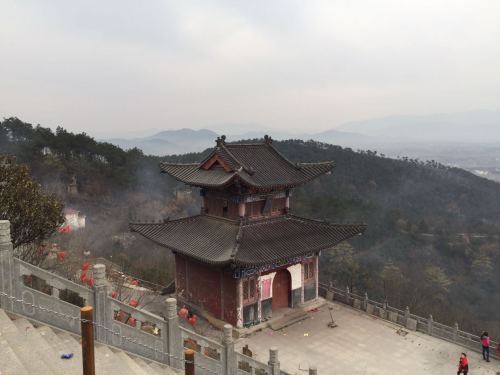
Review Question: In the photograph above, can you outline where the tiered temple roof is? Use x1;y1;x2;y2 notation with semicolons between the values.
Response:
133;136;366;267
130;215;366;266
160;136;335;190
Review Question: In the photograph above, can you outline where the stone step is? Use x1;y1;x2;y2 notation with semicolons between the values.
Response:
38;326;83;375
148;360;183;374
0;335;30;375
95;344;137;375
134;356;162;374
56;332;119;375
0;308;182;375
114;351;151;375
166;364;183;374
148;361;169;375
269;309;309;331
0;310;55;375
12;318;67;375
55;331;85;374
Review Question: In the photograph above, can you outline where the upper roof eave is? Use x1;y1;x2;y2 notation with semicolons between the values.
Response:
160;161;335;190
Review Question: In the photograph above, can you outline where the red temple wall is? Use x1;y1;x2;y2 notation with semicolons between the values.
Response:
175;254;238;326
175;255;187;295
222;272;238;325
204;197;239;219
203;193;287;220
245;197;286;219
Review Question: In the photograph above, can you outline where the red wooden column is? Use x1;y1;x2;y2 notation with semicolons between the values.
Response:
300;261;305;304
315;255;319;299
236;278;243;328
238;201;246;217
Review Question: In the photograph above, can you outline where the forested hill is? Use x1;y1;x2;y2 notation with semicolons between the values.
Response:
1;118;499;336
278;139;500;233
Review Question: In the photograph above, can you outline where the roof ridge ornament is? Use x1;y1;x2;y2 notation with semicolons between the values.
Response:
216;135;227;147
230;220;244;260
264;134;273;144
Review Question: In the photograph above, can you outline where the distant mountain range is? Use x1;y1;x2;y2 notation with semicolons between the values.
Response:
103;128;369;156
103;110;500;156
338;110;500;143
105;128;219;155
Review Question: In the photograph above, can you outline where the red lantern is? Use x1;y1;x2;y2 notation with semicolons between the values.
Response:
81;262;91;271
116;311;123;321
80;272;87;283
128;317;137;327
188;314;197;326
58;225;72;234
178;306;188;319
111;291;118;298
129;299;139;308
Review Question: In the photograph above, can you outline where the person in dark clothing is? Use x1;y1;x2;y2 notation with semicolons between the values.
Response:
481;331;490;362
457;353;468;375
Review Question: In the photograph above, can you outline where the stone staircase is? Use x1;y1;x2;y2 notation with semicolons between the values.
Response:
0;308;182;375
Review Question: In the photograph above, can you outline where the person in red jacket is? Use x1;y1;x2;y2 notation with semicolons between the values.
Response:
481;331;490;362
457;353;468;375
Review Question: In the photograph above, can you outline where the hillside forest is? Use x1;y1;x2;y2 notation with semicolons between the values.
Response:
1;117;499;338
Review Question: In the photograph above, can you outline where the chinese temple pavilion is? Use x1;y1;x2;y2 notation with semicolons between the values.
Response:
131;136;366;328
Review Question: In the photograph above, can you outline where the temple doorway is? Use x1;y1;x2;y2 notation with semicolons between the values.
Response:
272;269;291;310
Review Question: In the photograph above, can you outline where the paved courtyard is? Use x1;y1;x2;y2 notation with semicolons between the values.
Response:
236;302;500;375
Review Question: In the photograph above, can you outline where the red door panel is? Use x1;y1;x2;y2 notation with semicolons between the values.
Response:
272;270;291;310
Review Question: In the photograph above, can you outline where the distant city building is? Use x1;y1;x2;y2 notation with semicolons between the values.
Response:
131;136;366;328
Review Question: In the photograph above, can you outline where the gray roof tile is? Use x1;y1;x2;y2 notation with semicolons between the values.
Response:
130;215;366;266
160;138;334;189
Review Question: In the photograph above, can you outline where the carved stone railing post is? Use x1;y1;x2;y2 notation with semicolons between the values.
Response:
453;322;459;342
93;264;108;343
404;306;410;326
363;292;369;311
325;281;334;301
0;220;14;311
268;347;280;375
427;314;433;335
165;298;183;369
223;324;235;375
346;286;351;305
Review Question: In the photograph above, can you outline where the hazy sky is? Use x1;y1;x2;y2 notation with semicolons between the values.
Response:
1;1;499;137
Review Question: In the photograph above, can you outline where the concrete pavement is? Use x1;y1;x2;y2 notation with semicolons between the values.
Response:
236;302;500;375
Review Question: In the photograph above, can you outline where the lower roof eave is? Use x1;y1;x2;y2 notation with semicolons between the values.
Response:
129;226;232;266
233;237;365;268
130;217;367;268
